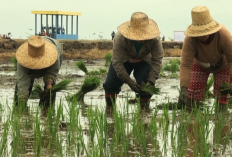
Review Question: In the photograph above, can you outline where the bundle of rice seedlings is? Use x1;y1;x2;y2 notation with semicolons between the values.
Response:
170;61;179;74
99;68;107;74
219;81;231;95
50;79;72;93
37;79;72;98
67;75;101;102
87;70;100;75
30;84;43;99
11;56;17;70
140;82;160;95
87;68;107;75
170;73;179;78
159;66;166;77
163;64;171;71
76;60;88;73
169;59;181;65
105;52;112;66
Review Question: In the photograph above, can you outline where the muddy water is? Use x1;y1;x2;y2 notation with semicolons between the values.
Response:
0;58;232;156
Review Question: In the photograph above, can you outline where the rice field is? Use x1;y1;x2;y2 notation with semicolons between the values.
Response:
0;58;232;157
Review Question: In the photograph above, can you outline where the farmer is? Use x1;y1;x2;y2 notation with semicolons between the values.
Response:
103;12;163;109
179;6;232;111
14;35;63;107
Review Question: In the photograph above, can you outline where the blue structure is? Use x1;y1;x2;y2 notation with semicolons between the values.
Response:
31;11;82;40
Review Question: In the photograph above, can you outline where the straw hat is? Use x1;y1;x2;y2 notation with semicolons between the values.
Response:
117;12;160;40
16;36;58;69
185;6;222;37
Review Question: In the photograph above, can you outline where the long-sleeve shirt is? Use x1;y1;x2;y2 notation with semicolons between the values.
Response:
180;25;232;88
16;36;63;100
112;32;163;84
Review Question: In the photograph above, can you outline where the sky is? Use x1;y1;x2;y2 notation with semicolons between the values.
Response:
1;0;232;40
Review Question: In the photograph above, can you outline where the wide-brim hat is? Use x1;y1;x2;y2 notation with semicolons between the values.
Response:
117;12;160;40
185;6;222;37
16;36;57;69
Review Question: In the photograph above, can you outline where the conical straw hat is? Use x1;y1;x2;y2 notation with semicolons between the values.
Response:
117;12;161;40
185;6;222;37
16;36;58;69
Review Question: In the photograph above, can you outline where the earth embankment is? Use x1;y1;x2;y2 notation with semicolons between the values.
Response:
0;39;183;61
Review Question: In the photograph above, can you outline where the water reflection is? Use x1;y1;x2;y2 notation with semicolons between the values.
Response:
1;59;232;156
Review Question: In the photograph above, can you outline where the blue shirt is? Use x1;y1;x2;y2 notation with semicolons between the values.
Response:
134;41;144;55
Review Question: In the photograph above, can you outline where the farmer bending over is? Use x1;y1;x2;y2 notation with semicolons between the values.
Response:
179;6;232;111
103;12;163;109
14;36;63;107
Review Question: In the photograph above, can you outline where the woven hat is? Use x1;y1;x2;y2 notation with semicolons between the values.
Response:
185;6;222;37
16;36;58;69
117;12;160;40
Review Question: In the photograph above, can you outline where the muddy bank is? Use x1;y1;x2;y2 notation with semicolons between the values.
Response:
0;39;183;61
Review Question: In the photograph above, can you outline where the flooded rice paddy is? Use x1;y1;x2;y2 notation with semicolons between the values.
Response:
0;58;232;157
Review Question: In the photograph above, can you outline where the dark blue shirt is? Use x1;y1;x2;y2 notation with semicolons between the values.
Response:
134;41;143;55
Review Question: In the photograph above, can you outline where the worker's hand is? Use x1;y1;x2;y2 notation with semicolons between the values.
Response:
178;87;188;105
46;81;53;90
147;81;155;87
39;81;53;99
125;78;141;93
39;89;52;106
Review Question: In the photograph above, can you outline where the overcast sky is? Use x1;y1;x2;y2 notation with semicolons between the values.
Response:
1;0;232;40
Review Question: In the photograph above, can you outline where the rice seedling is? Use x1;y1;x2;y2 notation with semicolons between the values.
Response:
140;82;160;95
219;81;232;95
99;68;107;74
169;58;181;65
170;61;179;74
11;111;26;156
67;75;101;103
159;66;166;77
0;119;10;155
30;84;42;99
11;56;17;70
34;108;42;156
104;52;112;66
0;95;231;156
37;79;72;99
203;75;214;100
76;60;88;73
163;64;171;71
163;60;180;78
86;68;107;75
